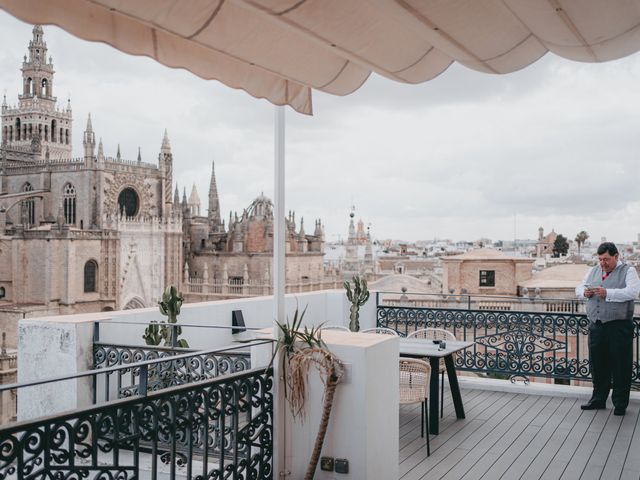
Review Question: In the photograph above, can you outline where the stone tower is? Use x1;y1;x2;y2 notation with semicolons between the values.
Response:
0;25;73;158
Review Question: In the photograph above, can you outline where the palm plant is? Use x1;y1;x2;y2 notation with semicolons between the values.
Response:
271;307;344;480
574;230;589;254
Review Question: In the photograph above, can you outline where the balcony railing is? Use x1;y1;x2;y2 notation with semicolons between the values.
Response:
0;337;274;479
92;319;253;401
376;292;640;385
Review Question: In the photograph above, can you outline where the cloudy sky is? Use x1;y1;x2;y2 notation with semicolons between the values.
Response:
2;10;640;245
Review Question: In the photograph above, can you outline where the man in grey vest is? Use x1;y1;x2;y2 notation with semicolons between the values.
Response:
576;242;640;415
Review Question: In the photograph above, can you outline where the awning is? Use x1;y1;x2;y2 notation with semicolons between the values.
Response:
1;0;640;115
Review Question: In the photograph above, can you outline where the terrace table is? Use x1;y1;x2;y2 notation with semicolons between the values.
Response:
399;339;474;435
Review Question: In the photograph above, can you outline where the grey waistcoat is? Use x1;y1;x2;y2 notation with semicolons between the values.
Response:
585;263;634;323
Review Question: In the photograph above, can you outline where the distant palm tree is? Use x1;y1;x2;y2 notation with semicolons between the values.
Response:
574;230;590;254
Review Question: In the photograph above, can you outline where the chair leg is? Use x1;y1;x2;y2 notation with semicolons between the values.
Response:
420;401;424;437
440;371;445;418
424;400;430;456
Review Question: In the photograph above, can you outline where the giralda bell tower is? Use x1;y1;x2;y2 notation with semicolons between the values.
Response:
1;25;73;159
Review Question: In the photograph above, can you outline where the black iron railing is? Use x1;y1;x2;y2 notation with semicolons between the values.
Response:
93;343;251;400
377;302;640;385
90;320;257;401
0;367;273;479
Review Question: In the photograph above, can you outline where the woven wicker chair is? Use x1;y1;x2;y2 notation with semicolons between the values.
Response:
407;328;456;418
321;325;350;332
361;327;399;336
399;358;431;455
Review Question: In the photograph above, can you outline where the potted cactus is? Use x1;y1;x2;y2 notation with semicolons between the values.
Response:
143;285;189;348
344;275;370;332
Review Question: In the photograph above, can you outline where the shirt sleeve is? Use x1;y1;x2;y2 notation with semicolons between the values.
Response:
576;268;592;299
605;266;640;302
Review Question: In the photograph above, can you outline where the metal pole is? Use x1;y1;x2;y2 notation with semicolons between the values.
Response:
273;105;289;478
274;106;285;330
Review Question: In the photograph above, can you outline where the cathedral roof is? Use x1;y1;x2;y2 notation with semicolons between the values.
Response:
247;193;273;218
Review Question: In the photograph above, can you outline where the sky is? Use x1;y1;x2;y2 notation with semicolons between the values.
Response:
2;10;640;245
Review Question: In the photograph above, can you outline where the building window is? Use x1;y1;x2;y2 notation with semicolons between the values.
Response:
84;260;97;293
22;183;35;226
63;183;76;225
118;188;139;217
0;287;5;299
479;270;495;287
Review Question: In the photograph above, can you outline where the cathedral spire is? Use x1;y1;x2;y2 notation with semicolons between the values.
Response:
189;183;201;216
208;160;223;232
174;184;180;205
137;147;142;163
161;129;171;153
85;112;93;132
159;131;173;215
83;113;95;159
97;138;104;162
116;144;121;161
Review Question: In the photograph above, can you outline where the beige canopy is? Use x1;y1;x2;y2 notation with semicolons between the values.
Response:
1;0;640;114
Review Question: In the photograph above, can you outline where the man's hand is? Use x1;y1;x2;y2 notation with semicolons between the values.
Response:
584;288;595;298
591;287;607;298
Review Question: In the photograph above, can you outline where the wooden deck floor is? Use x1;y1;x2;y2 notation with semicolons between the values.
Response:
400;385;640;480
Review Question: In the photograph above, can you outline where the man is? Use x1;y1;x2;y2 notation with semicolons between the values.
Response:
576;242;640;416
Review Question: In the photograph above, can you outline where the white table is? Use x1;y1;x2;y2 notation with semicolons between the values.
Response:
400;339;474;435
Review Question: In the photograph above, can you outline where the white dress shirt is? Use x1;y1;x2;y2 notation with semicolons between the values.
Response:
576;260;640;302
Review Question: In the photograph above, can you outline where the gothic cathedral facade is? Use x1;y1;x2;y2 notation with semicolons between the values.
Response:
0;26;183;327
0;26;326;338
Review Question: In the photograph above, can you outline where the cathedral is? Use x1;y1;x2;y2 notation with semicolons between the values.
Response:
0;25;326;344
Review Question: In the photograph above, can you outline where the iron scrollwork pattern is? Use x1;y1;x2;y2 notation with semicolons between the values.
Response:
0;368;273;480
93;344;251;399
378;305;640;386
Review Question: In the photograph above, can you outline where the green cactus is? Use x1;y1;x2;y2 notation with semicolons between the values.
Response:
142;321;163;345
344;275;370;332
142;285;189;348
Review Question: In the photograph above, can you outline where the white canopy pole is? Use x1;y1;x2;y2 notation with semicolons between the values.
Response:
274;105;285;329
273;104;288;477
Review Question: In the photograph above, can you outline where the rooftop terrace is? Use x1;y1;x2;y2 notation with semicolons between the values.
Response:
401;380;640;480
2;290;639;479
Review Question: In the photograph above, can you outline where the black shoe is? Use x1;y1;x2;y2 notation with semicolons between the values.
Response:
614;407;626;416
581;400;606;410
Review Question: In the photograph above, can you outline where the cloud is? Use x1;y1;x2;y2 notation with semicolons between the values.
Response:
2;11;640;244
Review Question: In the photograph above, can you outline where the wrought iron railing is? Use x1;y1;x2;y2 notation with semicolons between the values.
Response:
377;302;640;385
378;291;640;316
93;343;252;401
0;367;273;479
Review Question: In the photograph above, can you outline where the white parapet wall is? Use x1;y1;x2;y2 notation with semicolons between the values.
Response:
251;328;399;480
17;289;381;421
95;289;379;350
18;315;95;421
